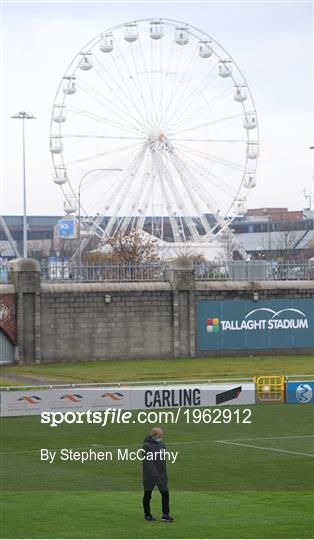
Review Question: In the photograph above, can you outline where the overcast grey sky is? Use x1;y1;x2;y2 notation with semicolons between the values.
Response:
1;0;313;215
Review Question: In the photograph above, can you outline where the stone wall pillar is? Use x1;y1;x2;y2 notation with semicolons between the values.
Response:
166;258;195;358
8;259;41;364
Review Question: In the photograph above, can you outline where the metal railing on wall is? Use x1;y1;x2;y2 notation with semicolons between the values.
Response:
40;261;168;283
1;259;313;283
0;376;255;391
1;374;313;392
40;259;314;282
0;263;9;284
194;260;314;281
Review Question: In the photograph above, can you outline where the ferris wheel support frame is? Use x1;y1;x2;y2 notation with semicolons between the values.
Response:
50;18;259;259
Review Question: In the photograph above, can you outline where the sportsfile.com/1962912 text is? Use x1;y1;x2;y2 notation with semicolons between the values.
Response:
40;407;252;427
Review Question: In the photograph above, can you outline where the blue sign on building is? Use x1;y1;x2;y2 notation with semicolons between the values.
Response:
58;218;77;239
286;381;314;403
198;299;314;350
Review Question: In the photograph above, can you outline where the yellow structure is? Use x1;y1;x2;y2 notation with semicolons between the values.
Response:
255;375;285;403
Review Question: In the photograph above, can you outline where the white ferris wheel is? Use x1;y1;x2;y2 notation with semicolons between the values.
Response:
50;18;259;251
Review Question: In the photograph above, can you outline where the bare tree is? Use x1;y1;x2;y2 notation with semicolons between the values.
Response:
54;238;79;259
274;230;304;261
171;245;201;260
85;231;159;264
216;234;235;262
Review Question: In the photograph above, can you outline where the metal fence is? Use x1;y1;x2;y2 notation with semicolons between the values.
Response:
1;259;313;283
0;262;9;283
40;261;167;282
42;259;313;282
195;260;314;281
2;374;313;391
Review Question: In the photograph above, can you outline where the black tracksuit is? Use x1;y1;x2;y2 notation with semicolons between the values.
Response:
142;435;170;516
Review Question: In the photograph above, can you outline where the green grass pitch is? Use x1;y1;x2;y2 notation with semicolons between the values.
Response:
1;355;314;538
1;354;313;386
1;403;314;539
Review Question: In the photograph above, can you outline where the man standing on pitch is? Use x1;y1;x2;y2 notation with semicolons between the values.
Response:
142;427;174;522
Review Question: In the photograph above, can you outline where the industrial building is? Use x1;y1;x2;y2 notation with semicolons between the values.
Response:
1;208;313;261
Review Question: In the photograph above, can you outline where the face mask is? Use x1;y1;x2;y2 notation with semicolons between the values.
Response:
153;436;162;442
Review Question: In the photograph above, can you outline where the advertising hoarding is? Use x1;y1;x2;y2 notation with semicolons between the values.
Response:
198;299;314;350
0;383;255;417
286;381;314;404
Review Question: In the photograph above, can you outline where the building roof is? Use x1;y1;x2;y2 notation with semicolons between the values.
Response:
236;230;313;251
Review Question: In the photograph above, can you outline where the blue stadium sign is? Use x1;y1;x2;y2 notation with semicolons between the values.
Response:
58;218;77;239
198;299;314;350
286;381;314;403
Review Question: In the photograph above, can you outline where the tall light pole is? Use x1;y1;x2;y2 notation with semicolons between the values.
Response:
11;111;36;258
78;168;122;266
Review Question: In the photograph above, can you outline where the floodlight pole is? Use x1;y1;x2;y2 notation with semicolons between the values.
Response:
11;111;36;258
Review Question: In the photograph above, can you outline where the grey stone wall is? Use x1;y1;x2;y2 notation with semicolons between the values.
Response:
40;285;173;362
5;258;314;364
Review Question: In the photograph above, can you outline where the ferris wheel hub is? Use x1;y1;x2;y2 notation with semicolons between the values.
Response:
147;132;174;153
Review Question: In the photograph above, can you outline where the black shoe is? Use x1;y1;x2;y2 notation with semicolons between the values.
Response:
161;514;174;522
144;514;156;521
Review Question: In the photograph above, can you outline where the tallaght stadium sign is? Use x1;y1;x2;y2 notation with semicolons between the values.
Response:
206;308;309;333
200;299;313;351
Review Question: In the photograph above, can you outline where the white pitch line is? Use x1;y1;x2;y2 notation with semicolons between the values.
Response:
0;446;95;455
217;435;314;442
1;435;313;455
217;440;314;458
